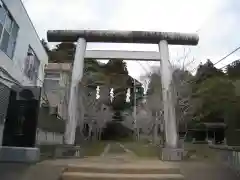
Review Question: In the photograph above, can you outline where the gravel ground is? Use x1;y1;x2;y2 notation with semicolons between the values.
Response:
179;160;239;180
1;142;239;180
0;163;64;180
1;159;239;180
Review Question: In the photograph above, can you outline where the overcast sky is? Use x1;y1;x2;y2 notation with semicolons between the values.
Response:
23;0;240;79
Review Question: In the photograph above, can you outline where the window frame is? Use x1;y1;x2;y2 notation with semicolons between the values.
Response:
0;0;19;59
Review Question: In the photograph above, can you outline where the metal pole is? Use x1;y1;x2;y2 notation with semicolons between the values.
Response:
158;40;178;148
65;38;86;144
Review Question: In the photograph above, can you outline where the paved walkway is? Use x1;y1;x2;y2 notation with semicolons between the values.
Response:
0;143;239;180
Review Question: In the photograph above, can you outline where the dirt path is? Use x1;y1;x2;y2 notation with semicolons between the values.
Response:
99;142;137;162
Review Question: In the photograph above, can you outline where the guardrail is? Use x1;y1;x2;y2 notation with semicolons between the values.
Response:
209;144;240;176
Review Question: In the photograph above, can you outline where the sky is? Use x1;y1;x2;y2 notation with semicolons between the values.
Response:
22;0;240;80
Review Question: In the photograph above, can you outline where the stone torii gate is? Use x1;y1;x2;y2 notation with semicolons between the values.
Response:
47;30;199;160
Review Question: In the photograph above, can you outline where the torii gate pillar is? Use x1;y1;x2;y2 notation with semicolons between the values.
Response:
65;38;86;144
47;30;199;160
159;40;178;149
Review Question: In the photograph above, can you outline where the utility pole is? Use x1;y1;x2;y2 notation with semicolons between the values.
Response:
133;79;138;140
153;111;158;144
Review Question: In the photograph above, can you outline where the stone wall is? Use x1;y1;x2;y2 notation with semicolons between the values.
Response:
36;129;63;145
210;144;240;174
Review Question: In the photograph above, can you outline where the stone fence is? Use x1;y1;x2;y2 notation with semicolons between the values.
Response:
35;128;64;145
209;144;240;176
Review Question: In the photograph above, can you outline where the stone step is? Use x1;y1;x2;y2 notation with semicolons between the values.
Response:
61;172;185;180
65;164;181;174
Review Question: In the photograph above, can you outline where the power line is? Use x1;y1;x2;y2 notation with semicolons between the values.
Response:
213;46;240;65
186;58;240;86
189;45;240;73
219;58;240;70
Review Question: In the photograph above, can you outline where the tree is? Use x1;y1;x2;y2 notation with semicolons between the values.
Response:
104;59;132;120
192;76;239;123
190;60;234;123
141;65;195;136
172;68;194;131
195;59;224;84
49;42;76;62
140;66;163;143
146;72;163;112
226;60;240;79
41;39;50;53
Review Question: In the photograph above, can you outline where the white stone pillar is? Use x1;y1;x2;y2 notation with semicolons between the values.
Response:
65;38;86;144
158;40;178;148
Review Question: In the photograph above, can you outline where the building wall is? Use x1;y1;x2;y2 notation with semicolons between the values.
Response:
45;70;70;120
58;70;70;120
43;63;71;121
0;0;48;145
0;0;48;87
43;70;69;119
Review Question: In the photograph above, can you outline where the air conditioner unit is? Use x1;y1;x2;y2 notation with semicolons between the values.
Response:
15;86;41;101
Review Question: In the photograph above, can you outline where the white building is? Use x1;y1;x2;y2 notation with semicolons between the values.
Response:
0;0;48;146
43;63;71;120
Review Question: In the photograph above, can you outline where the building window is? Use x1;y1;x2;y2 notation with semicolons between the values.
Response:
0;1;19;58
24;46;40;84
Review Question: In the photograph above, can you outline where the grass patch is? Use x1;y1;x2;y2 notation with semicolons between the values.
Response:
83;141;107;156
123;142;160;158
117;136;135;142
